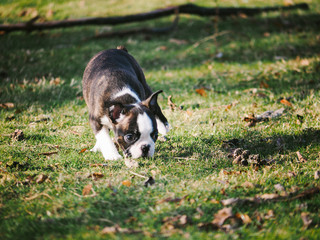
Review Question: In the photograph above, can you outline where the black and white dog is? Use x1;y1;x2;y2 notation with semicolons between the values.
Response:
82;46;169;160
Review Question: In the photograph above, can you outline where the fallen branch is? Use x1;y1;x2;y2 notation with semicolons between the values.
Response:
0;3;309;33
93;9;179;39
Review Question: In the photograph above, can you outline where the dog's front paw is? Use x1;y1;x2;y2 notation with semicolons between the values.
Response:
90;145;99;152
103;153;122;161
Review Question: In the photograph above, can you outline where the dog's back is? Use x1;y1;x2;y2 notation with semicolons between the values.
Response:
82;48;152;110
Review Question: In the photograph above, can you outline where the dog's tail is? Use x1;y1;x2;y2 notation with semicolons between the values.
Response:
117;45;128;52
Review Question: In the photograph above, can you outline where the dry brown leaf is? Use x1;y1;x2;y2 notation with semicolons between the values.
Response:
296;151;307;163
0;102;14;109
36;174;48;184
212;207;233;227
124;159;138;168
221;198;240;206
259;193;279;200
209;199;220;204
301;212;312;228
101;224;142;235
235;213;252;224
280;98;293;107
167;95;177;111
264;209;275;219
12;129;24;141
195;88;207;97
242;181;254;189
82;184;93;196
79;148;87;153
259;80;269;89
88;172;104;180
122;180;131;187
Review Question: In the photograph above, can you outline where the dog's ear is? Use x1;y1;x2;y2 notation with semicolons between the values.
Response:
141;90;163;111
108;103;128;123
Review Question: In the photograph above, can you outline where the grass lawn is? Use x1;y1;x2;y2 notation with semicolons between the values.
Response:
1;0;320;239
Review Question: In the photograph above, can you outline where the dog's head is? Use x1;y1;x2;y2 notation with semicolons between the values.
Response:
108;91;163;158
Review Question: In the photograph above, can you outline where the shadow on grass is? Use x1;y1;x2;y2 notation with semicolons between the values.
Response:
0;13;319;108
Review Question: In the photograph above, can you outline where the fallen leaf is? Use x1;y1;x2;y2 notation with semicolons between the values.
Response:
124;159;138;168
167;95;177;111
0;102;14;109
259;193;279;200
88;172;104;180
79;148;87;153
259;80;269;88
101;224;142;235
274;184;285;192
221;198;240;206
264;209;275;219
212;207;233;227
235;213;252;224
122;180;131;187
242;181;254;189
300;59;310;66
264;32;270;37
12;129;24;141
36;174;48;184
296;151;307;163
82;184;93;196
280;98;293;107
195;88;207;97
301;212;312;229
209;199;220;204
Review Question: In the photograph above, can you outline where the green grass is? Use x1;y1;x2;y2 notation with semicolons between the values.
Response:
1;0;320;239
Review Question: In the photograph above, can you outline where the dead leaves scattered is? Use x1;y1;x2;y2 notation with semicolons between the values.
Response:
101;224;142;235
231;148;274;167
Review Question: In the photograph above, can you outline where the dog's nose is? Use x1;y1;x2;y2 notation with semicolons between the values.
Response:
141;144;150;155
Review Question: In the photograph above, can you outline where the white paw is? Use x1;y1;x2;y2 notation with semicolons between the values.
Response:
90;145;99;152
103;153;122;161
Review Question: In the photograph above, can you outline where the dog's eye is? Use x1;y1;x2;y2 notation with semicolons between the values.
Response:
124;134;135;143
151;131;158;141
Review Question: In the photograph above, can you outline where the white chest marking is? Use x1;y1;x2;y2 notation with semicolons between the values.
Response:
113;87;141;103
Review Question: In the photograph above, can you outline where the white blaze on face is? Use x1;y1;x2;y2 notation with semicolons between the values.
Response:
129;112;155;158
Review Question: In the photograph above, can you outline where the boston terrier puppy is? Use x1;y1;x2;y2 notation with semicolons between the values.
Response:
82;46;169;160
